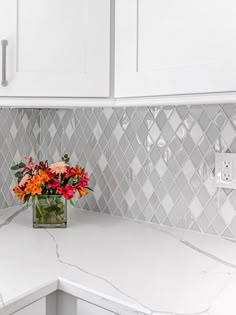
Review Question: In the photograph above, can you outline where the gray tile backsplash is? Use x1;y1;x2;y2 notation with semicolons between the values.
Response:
3;104;236;239
0;108;40;208
38;104;236;239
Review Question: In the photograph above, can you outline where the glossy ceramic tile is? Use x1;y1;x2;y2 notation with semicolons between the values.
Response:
37;104;236;239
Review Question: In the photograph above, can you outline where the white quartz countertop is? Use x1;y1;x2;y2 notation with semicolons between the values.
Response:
1;206;236;315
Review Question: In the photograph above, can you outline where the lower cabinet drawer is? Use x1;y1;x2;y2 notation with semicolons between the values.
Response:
77;298;117;315
13;298;46;315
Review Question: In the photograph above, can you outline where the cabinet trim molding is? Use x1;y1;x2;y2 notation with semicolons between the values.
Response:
1;92;236;108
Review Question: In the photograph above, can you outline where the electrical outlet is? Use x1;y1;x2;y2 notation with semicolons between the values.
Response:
221;160;233;182
215;153;236;189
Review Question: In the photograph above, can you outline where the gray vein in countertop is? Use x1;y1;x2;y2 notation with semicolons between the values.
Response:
180;240;236;269
150;226;236;270
0;205;28;230
139;225;236;270
45;229;150;314
45;229;213;315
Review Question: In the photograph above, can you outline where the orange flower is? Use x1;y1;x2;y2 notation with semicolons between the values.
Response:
38;169;50;184
25;175;42;195
74;165;83;177
13;186;26;201
78;186;89;198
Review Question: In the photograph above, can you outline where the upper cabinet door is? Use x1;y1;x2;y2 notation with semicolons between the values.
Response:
115;0;236;97
0;0;110;97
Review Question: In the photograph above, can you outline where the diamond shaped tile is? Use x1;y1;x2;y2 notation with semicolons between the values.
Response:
156;110;167;130
190;147;203;168
169;110;181;131
149;123;160;143
190;123;203;145
155;158;167;178
143;179;154;200
222;104;236;118
198;111;211;131
176;124;187;141
184;112;195;130
220;200;236;225
206;123;219;144
221;121;235;147
190;197;203;219
162;194;174;216
206;104;220;119
215;112;226;131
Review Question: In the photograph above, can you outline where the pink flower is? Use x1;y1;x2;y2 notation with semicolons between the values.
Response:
76;172;89;188
19;174;30;187
48;179;61;189
24;156;32;163
49;161;67;174
57;184;75;200
24;156;35;168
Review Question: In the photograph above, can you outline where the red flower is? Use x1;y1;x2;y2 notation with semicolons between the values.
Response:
57;184;75;200
46;168;57;178
48;179;61;189
64;166;76;179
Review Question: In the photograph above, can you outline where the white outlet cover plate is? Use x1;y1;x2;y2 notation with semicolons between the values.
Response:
215;152;236;189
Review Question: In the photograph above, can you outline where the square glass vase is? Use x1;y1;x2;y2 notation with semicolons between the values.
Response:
33;195;67;228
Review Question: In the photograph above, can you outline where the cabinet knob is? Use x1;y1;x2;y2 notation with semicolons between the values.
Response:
1;40;8;87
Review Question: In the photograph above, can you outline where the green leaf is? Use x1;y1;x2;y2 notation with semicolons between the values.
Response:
62;153;70;164
15;171;24;178
24;194;31;203
69;198;75;207
11;162;26;170
18;162;26;168
86;187;94;192
11;165;21;170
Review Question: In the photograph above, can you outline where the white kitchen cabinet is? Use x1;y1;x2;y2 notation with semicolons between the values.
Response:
10;292;118;315
54;291;118;315
13;298;46;315
77;298;117;315
114;0;236;97
0;0;110;97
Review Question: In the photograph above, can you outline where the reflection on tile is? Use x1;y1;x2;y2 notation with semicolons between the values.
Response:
176;124;187;141
184;112;195;130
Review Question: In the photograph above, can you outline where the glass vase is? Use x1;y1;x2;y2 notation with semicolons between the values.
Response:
33;195;67;228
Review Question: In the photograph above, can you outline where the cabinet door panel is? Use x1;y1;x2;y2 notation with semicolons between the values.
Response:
13;298;46;315
0;0;110;97
115;0;236;97
18;0;87;73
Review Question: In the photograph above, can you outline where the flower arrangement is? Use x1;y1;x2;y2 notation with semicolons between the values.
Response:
11;154;92;205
